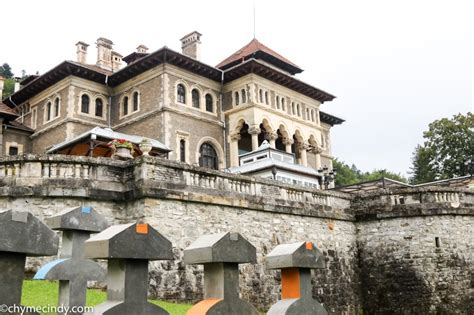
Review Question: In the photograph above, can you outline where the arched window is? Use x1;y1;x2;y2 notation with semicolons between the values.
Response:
291;102;295;115
265;91;269;105
54;97;60;117
281;98;286;111
235;91;240;106
192;89;200;108
122;96;129;116
311;109;315;122
133;91;139;111
259;89;263;103
297;104;300;116
276;96;280;109
180;139;186;162
205;94;213;112
46;101;52;121
241;89;246;103
81;95;90;114
177;84;186;103
95;98;103;117
199;143;218;170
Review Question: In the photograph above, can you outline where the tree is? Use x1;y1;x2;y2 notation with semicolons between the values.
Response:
2;78;15;99
333;158;407;187
0;63;14;78
409;112;474;184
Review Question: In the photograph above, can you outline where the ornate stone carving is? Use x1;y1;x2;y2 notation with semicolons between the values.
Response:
230;132;241;141
248;125;261;135
267;132;279;141
281;137;294;145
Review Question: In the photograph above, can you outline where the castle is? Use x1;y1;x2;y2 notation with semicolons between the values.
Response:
0;33;472;314
0;32;343;188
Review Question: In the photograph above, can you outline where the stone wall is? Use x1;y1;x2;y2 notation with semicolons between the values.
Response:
0;155;472;314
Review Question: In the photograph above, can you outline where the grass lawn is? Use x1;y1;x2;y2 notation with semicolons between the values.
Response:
22;280;193;315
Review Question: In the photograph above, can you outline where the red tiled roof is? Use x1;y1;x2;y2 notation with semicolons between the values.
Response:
0;102;18;117
216;39;302;74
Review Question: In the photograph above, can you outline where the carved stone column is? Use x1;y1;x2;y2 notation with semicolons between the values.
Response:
298;142;310;167
313;145;323;169
268;132;278;149
229;133;241;167
282;137;294;154
248;125;261;151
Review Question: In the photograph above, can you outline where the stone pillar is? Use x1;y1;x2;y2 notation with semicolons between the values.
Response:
266;241;327;315
229;133;241;167
84;223;173;315
268;132;278;149
184;232;258;315
34;206;109;314
282;137;294;154
298;142;309;167
0;210;59;314
314;146;323;169
248;125;261;151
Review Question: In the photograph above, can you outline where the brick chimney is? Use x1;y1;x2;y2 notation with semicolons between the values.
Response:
0;76;4;100
136;45;149;53
111;51;123;72
96;37;114;70
75;41;89;64
180;31;202;60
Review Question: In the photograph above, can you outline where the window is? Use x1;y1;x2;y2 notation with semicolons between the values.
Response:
259;89;263;103
180;139;186;162
241;89;246;103
122;96;129;116
281;98;286;111
81;94;90;114
235;91;239;106
8;146;18;156
297;104;300;117
291;102;295;115
46;101;52;121
265;91;269;105
311;109;315;122
133;91;139;112
192;89;200;108
54;97;60;117
199;143;218;170
276;96;280;109
177;84;186;103
31;108;37;129
95;98;104;117
205;94;213;112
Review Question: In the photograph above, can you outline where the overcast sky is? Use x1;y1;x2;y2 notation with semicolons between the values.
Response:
1;0;472;176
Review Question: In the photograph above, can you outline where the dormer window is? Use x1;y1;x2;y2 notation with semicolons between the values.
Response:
81;94;90;114
177;84;186;103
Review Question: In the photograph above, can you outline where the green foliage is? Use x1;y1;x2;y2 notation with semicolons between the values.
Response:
333;158;407;187
0;63;14;78
410;112;474;184
2;78;15;99
22;280;193;315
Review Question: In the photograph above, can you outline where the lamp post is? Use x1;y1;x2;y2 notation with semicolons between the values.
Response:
318;166;337;189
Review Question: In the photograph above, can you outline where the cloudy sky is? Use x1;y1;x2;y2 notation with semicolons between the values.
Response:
1;0;472;176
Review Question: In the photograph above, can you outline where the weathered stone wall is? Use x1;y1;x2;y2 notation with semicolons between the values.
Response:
0;155;472;314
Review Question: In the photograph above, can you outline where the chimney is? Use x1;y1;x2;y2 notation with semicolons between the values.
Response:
136;45;149;53
0;76;4;100
180;31;202;60
75;41;89;64
111;51;123;72
96;37;114;70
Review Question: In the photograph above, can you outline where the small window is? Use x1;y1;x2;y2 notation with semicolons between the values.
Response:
8;146;18;156
297;104;300;116
265;91;269;105
281;98;286;111
276;96;280;109
95;98;104;117
179;139;186;162
235;91;240;106
123;96;129;116
46;101;52;121
205;94;213;112
31;108;37;129
259;89;263;103
54;97;60;117
177;84;186;103
133;91;139;112
241;89;246;103
291;102;295;115
199;143;218;170
311;109;315;122
192;89;200;108
435;237;440;248
81;94;90;114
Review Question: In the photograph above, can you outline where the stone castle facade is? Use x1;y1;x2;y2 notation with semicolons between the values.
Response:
0;32;343;189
